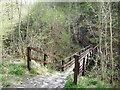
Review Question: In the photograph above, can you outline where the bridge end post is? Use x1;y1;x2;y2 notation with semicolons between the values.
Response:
61;60;64;71
27;47;31;71
73;54;80;84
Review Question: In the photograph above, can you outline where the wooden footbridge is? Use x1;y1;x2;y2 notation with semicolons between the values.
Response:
27;45;98;84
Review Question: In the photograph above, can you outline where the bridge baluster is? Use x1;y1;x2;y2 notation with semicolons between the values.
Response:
27;47;31;71
86;55;89;70
82;58;85;76
90;51;92;58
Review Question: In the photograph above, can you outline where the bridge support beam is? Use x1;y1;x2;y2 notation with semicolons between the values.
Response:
73;54;80;84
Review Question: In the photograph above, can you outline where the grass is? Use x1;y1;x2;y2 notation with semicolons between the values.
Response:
19;63;27;68
9;68;25;75
29;68;37;74
0;76;8;82
0;68;6;74
15;78;21;82
64;74;113;88
0;60;37;88
7;63;26;75
2;82;12;87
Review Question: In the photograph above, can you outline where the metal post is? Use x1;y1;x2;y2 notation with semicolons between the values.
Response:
73;54;80;84
69;57;71;61
44;54;47;66
27;47;31;71
62;60;64;71
82;58;85;76
90;51;92;58
86;55;89;70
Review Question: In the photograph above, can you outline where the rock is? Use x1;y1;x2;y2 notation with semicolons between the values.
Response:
43;82;49;86
33;83;37;87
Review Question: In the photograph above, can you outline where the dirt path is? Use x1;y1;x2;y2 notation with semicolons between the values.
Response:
9;64;74;88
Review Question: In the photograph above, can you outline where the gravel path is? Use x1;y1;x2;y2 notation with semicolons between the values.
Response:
9;64;74;88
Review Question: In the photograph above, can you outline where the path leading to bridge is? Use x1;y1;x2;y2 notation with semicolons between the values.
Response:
25;64;74;88
9;63;74;88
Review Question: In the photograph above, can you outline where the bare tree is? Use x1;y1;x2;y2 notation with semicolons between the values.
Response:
109;2;114;85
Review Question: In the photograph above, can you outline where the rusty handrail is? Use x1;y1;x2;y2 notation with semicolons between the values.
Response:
63;45;91;61
27;45;97;73
27;47;64;71
30;47;62;60
63;45;91;71
31;57;64;67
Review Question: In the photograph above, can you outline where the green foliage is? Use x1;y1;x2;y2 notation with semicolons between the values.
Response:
7;63;27;69
88;57;94;61
1;1;119;87
0;76;8;82
0;60;39;88
6;63;27;75
64;74;112;88
89;37;99;43
9;68;25;75
2;82;12;87
47;70;54;73
15;78;21;82
29;68;37;74
2;2;81;59
0;75;14;82
0;68;6;74
8;63;17;67
89;79;98;85
18;63;27;68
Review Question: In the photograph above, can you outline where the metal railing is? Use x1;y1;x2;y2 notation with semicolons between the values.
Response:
73;45;98;84
27;45;97;76
27;47;64;71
